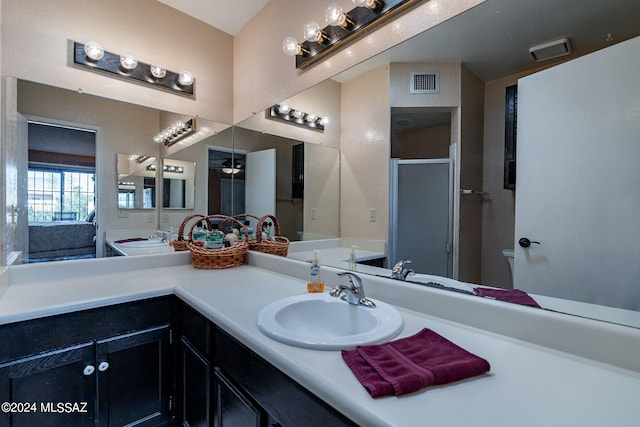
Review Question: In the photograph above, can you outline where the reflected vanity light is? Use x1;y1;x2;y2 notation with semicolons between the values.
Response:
153;118;196;146
267;104;327;132
146;164;184;174
73;41;195;96
282;0;420;69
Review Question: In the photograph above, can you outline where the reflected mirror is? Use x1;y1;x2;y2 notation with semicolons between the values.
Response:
161;158;195;209
117;153;156;209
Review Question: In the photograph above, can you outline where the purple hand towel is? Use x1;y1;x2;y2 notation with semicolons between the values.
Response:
474;287;540;308
114;237;148;244
342;328;490;398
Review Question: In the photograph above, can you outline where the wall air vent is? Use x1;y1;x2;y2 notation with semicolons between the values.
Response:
410;71;440;94
529;38;572;62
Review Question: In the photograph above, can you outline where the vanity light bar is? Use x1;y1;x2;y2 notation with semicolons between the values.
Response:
267;104;327;132
154;118;197;147
146;164;184;173
72;41;195;96
283;0;421;69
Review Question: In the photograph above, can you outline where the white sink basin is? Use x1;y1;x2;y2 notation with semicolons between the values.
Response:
118;239;167;248
256;293;403;350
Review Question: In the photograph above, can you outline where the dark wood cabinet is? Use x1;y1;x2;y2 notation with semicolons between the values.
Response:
0;297;173;427
0;342;95;427
0;296;359;427
96;325;171;427
214;328;356;427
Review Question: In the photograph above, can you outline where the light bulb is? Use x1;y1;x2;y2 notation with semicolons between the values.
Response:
178;71;194;86
319;116;330;125
150;64;166;78
84;41;104;61
305;113;318;122
153;134;163;144
291;110;304;119
174;120;185;130
352;0;377;8
303;21;323;43
282;36;301;56
277;104;291;114
325;3;346;26
120;53;138;70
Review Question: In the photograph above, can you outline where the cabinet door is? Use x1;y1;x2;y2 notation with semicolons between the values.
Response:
178;336;210;427
0;342;95;427
96;325;171;427
214;368;261;427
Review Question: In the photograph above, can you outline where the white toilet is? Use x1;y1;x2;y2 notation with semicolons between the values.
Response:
502;249;515;286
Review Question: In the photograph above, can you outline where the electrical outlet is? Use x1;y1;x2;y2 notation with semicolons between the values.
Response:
311;208;317;220
369;208;376;222
117;209;128;218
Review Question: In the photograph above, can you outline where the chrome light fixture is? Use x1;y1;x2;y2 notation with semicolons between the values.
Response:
222;159;242;175
153;118;196;146
73;41;195;96
282;0;420;69
267;104;328;132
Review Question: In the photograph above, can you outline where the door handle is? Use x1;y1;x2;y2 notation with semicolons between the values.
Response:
518;238;540;248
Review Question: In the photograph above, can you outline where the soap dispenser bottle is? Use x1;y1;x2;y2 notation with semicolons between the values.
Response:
307;250;324;293
348;245;359;271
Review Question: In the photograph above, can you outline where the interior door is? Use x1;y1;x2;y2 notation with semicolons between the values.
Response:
245;149;276;224
389;159;453;277
514;37;640;310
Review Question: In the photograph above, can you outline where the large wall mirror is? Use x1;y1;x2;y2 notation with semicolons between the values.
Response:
117;153;156;209
244;0;639;329
161;158;195;209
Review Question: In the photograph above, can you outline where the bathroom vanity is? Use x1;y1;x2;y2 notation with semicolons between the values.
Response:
0;252;639;426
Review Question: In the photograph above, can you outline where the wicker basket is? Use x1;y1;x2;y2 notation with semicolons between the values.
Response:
173;214;211;251
251;214;290;257
187;214;248;269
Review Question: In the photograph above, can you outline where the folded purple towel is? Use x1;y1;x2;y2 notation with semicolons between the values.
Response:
114;237;148;244
342;328;490;398
474;288;540;308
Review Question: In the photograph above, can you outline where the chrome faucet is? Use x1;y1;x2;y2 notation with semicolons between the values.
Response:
391;260;414;281
330;272;376;308
152;230;169;242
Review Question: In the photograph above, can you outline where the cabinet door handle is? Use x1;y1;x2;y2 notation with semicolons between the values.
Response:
83;365;95;376
98;361;110;372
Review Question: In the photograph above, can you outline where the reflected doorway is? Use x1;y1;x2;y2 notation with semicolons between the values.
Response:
26;121;97;263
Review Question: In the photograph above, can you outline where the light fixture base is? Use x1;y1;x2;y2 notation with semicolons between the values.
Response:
72;41;195;96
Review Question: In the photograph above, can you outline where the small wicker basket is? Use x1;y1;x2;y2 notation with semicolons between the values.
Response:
174;214;212;251
187;214;248;269
251;214;290;257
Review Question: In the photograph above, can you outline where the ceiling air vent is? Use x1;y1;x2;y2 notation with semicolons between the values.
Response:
410;71;440;94
529;38;572;62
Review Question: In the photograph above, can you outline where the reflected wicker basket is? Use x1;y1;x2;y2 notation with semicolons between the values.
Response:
187;214;248;269
251;214;289;257
173;214;211;252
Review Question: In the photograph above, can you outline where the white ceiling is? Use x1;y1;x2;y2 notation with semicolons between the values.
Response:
157;0;269;35
158;0;640;83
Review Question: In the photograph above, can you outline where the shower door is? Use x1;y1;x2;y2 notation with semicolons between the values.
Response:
389;158;453;277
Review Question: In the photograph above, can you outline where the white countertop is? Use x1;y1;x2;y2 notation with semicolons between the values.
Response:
1;253;639;426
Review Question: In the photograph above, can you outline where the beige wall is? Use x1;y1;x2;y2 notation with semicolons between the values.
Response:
1;0;233;123
340;65;390;242
458;65;485;283
233;0;485;122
